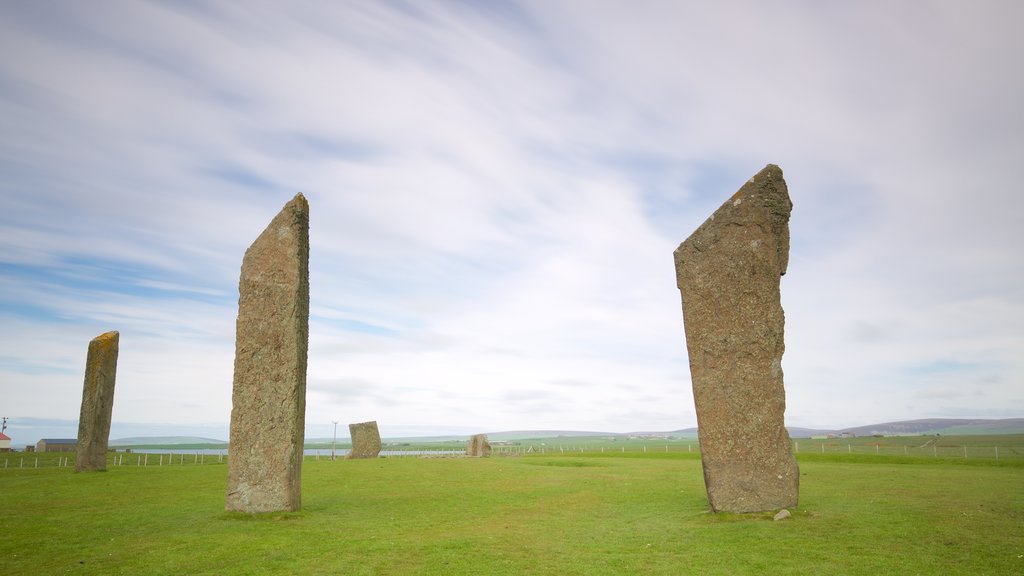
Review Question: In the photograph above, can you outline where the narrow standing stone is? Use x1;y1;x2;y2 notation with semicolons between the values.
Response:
346;421;381;459
226;193;309;513
673;164;799;513
466;433;491;457
75;331;118;472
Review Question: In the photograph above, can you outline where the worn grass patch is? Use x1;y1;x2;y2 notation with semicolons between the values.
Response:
1;453;1022;574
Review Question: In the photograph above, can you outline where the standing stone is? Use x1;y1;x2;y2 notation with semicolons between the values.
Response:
466;434;491;457
75;331;118;472
346;421;381;459
226;193;309;513
673;164;799;513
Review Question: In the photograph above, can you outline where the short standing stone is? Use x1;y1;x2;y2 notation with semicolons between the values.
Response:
346;421;381;459
466;434;491;457
226;193;309;513
673;164;799;513
75;331;119;472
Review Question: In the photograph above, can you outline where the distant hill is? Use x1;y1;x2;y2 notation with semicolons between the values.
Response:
673;426;829;438
110;436;227;446
838;418;1024;437
688;419;1024;438
485;430;618;441
105;418;1024;447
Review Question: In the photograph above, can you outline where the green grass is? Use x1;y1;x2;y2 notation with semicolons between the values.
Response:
2;452;1022;575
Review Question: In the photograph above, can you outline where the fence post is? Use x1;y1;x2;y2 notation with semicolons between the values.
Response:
848;444;851;454
821;444;824;454
963;445;967;459
934;445;937;457
995;446;999;461
904;446;908;456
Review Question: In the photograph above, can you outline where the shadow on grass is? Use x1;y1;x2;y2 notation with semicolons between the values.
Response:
694;508;813;523
220;511;307;522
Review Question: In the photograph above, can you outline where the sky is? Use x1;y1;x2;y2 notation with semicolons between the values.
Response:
2;1;1022;446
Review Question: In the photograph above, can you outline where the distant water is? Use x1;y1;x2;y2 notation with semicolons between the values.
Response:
127;448;465;457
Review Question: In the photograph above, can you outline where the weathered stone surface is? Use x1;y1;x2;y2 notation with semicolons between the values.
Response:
773;509;792;521
75;331;118;472
346;421;381;459
226;193;309;513
673;164;799;513
466;433;491;457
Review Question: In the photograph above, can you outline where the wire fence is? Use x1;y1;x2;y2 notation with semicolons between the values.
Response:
494;440;1024;461
3;439;1021;471
791;440;1024;460
0;449;468;470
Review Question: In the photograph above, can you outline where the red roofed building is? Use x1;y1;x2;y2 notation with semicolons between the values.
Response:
0;432;11;452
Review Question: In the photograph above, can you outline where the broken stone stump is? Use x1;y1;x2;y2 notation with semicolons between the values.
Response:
75;330;119;472
673;164;799;513
226;193;310;513
466;433;491;457
346;421;381;459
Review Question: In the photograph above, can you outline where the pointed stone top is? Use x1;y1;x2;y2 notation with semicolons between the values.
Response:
730;163;785;202
675;164;792;284
283;193;308;218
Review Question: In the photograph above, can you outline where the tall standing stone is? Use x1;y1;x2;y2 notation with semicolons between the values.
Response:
466;434;491;457
673;164;799;513
75;330;118;472
346;421;381;459
226;193;309;513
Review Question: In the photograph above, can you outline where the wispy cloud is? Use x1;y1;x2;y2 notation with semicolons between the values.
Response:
1;1;1021;439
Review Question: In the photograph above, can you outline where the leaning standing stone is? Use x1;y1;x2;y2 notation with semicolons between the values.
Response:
466;434;491;457
346;421;381;459
673;164;799;513
75;331;119;472
226;193;309;513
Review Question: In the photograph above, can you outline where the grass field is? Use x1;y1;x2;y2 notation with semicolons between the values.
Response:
2;448;1022;574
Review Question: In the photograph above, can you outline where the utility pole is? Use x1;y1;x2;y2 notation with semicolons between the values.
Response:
1;417;7;434
332;421;338;460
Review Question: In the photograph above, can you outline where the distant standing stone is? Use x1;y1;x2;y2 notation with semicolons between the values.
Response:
75;331;119;472
347;421;382;459
673;164;799;513
466;434;491;457
226;193;310;513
